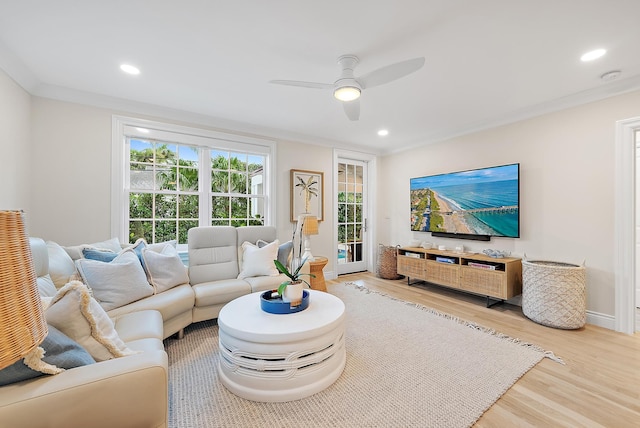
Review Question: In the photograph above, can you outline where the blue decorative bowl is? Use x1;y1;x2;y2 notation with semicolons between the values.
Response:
260;290;310;314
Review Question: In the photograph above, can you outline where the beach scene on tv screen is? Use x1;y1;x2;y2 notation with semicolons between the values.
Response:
410;164;519;237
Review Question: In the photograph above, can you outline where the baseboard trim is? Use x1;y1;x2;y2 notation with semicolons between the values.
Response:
329;271;619;331
586;310;615;330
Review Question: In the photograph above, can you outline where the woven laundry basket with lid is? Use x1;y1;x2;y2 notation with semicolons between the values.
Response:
522;260;586;329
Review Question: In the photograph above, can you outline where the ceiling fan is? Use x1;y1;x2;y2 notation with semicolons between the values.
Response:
270;54;425;121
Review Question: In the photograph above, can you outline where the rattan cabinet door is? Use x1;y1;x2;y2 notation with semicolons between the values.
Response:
459;267;506;299
397;255;426;280
425;260;460;287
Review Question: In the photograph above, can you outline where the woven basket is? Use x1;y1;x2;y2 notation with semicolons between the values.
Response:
376;245;403;280
522;260;586;329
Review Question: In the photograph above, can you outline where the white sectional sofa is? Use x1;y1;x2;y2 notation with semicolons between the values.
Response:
0;226;290;428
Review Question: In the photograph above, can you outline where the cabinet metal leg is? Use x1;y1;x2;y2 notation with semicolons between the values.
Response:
486;296;504;308
406;277;423;286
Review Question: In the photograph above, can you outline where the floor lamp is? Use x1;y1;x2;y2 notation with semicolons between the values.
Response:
0;211;49;371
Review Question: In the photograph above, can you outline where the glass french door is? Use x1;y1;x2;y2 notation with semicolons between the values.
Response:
337;159;368;274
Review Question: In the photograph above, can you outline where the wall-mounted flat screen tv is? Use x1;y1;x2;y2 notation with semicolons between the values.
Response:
410;163;520;239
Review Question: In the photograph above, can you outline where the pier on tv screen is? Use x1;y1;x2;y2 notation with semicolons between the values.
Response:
410;163;520;238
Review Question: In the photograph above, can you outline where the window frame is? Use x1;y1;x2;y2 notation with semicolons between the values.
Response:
112;116;277;249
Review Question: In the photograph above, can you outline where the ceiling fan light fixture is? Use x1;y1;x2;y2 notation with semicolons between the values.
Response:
334;86;361;102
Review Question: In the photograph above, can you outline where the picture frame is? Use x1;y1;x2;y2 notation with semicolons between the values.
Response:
290;169;324;222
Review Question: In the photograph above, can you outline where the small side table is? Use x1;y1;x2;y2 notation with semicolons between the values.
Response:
309;256;328;292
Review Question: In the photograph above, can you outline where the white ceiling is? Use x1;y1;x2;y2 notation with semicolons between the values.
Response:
2;0;640;154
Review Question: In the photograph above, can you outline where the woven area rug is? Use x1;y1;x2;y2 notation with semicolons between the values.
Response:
165;282;559;428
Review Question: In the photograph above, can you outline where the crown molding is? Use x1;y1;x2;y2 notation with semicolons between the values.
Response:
382;74;640;156
0;39;39;91
31;83;381;156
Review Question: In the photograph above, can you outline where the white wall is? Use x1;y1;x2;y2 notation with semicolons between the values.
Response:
0;69;31;218
29;98;113;244
27;97;338;272
378;89;640;318
274;140;334;272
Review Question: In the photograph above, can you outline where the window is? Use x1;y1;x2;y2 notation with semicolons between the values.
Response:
128;139;200;244
210;150;266;227
112;117;275;248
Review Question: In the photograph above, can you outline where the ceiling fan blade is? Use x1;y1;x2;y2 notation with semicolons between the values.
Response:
343;99;360;121
270;80;333;90
358;57;425;89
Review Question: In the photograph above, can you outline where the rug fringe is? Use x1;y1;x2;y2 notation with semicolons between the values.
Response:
343;281;565;365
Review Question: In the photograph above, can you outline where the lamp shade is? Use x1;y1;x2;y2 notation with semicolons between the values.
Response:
0;211;48;370
302;215;319;236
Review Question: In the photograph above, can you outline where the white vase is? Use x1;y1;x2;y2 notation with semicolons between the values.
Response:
282;281;304;306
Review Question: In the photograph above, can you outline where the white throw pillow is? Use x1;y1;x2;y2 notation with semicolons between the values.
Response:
237;240;279;279
45;281;137;362
147;240;177;252
257;239;293;268
75;248;154;311
46;241;78;288
142;244;189;293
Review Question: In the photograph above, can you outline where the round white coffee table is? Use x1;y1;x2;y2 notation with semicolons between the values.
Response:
217;289;346;402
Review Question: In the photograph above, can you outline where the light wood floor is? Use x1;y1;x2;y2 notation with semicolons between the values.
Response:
328;272;640;427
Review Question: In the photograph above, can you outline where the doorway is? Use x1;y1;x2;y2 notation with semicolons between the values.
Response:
336;160;367;274
636;130;640;331
615;116;640;334
334;149;376;276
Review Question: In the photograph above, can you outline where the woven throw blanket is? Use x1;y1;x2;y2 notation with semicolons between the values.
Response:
165;282;560;428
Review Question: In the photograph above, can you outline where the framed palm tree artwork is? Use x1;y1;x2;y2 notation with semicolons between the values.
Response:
290;169;324;222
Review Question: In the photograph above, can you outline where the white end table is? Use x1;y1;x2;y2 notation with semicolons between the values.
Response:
217;289;346;402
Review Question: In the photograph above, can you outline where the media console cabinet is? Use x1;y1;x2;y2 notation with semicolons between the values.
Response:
396;247;522;307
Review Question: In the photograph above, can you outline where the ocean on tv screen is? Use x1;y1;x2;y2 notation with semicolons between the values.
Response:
410;164;519;237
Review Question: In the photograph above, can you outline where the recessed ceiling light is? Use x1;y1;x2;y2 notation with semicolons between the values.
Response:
377;129;389;137
120;64;140;75
580;49;606;62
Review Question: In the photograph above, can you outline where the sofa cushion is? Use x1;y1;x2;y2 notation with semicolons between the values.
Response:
45;281;138;361
236;225;277;248
257;239;293;268
188;226;239;284
112;310;164;343
192;279;251;307
83;238;148;262
75;248;154;311
142;244;189;293
46;241;79;288
29;237;58;297
107;284;195;328
0;325;95;386
245;274;290;293
63;237;122;260
237;240;279;279
82;247;118;262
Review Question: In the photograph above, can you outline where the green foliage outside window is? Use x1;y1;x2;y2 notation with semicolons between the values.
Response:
128;141;265;244
337;191;364;243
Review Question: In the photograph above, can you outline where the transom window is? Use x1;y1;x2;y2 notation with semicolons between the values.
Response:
112;117;275;247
